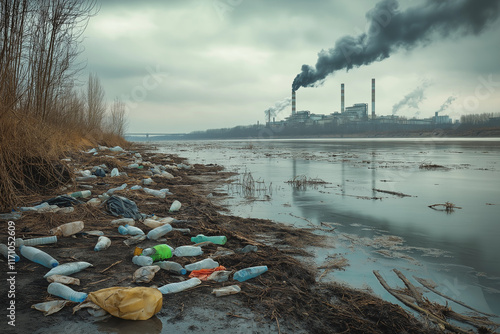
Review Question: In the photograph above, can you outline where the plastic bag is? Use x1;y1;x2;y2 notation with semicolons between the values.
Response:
88;287;162;320
105;196;142;220
41;195;81;208
32;300;68;316
188;265;226;281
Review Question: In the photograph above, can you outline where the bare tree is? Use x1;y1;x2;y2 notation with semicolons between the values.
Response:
86;72;105;132
107;98;128;137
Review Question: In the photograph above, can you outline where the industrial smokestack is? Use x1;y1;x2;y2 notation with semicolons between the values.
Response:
371;78;375;119
292;89;296;115
341;83;345;113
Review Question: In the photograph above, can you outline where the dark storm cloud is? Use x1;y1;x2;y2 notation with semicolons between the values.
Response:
292;0;500;91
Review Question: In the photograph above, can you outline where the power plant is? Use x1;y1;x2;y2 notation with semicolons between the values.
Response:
272;78;452;127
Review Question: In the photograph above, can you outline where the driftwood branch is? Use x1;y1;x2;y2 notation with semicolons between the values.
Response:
373;188;414;197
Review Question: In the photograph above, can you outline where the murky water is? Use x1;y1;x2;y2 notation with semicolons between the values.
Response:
154;138;500;318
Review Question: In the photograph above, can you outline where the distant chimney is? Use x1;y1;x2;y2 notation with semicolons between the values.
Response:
292;89;296;115
371;78;375;119
341;83;345;113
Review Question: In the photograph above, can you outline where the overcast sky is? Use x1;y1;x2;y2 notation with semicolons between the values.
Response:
81;0;500;133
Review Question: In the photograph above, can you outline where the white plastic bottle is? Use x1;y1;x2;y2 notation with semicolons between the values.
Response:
94;236;111;251
143;188;169;199
233;266;268;282
132;255;153;266
142;178;153;185
147;224;173;240
44;261;93;278
15;236;57;247
0;243;20;262
110;168;120;177
185;258;219;271
110;218;135;225
173;246;203;257
47;282;88;303
212;285;241;297
157;277;201;294
118;224;144;236
169;200;182;212
51;221;84;237
142;218;164;229
156;261;187;275
106;183;127;195
20;245;59;268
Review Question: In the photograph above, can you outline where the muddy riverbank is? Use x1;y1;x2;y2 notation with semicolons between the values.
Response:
0;143;493;333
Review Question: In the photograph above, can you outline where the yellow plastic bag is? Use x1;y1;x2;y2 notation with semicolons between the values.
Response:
88;287;162;320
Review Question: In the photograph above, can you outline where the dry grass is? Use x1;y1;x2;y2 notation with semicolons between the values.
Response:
285;175;329;189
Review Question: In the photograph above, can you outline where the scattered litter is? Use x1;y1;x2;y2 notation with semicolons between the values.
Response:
177;163;191;170
108;146;125;152
20;245;58;268
185;258;219;271
207;270;232;282
147;224;173;240
15;236;57;247
44;261;93;278
211;247;235;258
46;275;80;286
156;261;186;275
169;200;182;212
189;265;226;280
110;168;120;177
236;245;258;253
142;178;153;185
0;243;20;262
106;196;142;220
88;287;162;320
76;175;97;181
143;187;171;198
0;211;21;220
173;245;203;257
140;244;173;261
86;198;101;207
47;282;88;303
32;300;68;316
44;195;82;207
106;183;127;195
111;218;135;225
191;234;227;245
132;255;153;266
158;277;201;294
212;285;241;297
50;221;84;237
133;265;161;283
118;224;144;236
94;236;111;251
123;234;146;246
233;266;268;282
130;185;142;190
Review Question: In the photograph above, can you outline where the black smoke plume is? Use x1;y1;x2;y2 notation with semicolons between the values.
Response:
292;0;500;91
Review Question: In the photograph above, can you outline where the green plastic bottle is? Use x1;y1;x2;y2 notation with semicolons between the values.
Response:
142;244;173;261
191;234;227;245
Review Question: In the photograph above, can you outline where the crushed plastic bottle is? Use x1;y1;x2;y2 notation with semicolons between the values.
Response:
169;200;182;212
94;236;111;251
118;224;144;236
233;266;268;282
50;221;84;237
147;224;173;240
190;234;227;245
47;282;88;303
44;261;93;278
157;277;201;294
207;270;232;282
132;255;153;266
173;245;203;257
156;261;187;275
185;258;219;272
0;243;20;262
123;234;146;246
15;236;57;247
20;245;59;268
212;285;241;297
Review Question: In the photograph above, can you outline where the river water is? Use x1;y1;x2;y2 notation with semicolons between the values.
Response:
153;138;500;318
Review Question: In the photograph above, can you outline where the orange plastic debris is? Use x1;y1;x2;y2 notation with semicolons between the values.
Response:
188;265;226;280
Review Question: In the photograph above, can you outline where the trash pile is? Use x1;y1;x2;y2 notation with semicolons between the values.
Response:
0;143;462;333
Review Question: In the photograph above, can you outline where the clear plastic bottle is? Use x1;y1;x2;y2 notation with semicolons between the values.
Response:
169;200;182;212
156;261;187;275
106;183;127;195
212;285;241;297
0;243;20;262
157;277;201;294
172;228;191;235
47;282;88;303
15;236;57;247
70;190;91;198
110;168;120;177
147;224;173;240
86;198;101;207
132;255;153;266
50;221;84;237
143;188;169;199
111;218;135;225
190;234;227;245
173;245;203;257
19;245;59;268
141;244;173;261
185;258;219;272
233;266;268;282
118;224;144;236
43;261;93;278
142;178;153;185
130;185;142;190
94;236;111;251
142;218;163;229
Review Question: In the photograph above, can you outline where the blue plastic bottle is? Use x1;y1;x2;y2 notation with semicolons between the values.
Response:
19;245;58;268
233;265;268;282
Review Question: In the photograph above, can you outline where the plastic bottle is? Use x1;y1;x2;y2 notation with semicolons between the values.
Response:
70;190;91;198
147;224;173;240
233;266;268;282
86;198;101;207
237;245;258;253
212;285;241;297
169;200;182;212
141;244;173;261
185;258;219;272
128;163;143;169
208;270;232;282
55;207;74;214
106;183;127;195
157;277;201;294
43;261;93;278
19;202;50;212
118;224;144;236
19;245;59;268
142;178;153;185
143;188;170;199
130;185;142;190
110;168;120;177
132;255;153;266
156;261;187;275
47;282;88;303
111;218;135;225
190;234;227;245
15;236;57;247
142;218;163;229
51;221;84;237
173;245;203;257
172;228;191;235
76;175;97;181
94;236;111;251
0;211;22;220
0;243;20;262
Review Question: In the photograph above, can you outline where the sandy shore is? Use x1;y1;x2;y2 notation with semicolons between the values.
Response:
0;143;456;333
